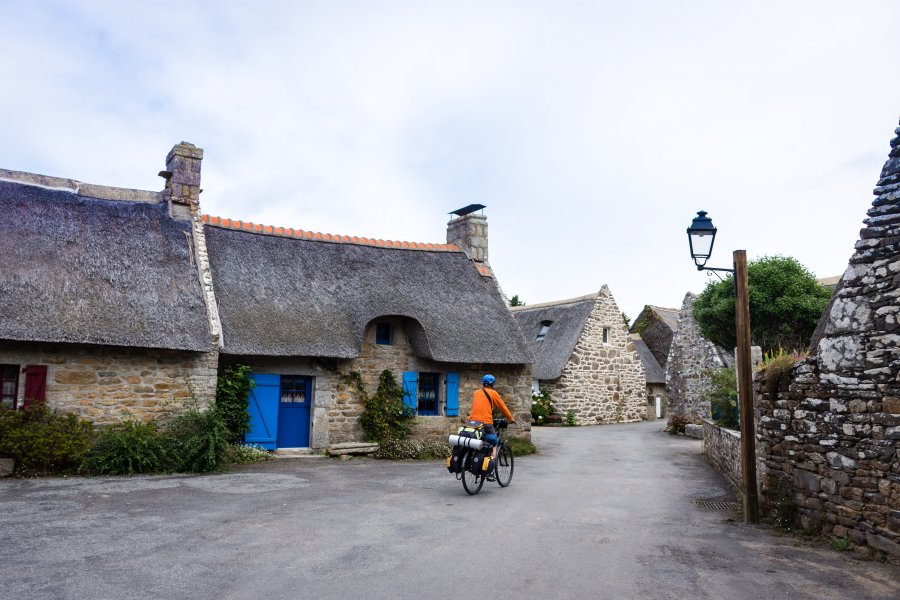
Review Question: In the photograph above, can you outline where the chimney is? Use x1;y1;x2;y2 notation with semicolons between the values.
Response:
159;142;203;217
447;204;488;262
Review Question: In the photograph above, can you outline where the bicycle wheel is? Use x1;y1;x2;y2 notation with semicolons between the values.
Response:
461;451;485;495
496;442;514;487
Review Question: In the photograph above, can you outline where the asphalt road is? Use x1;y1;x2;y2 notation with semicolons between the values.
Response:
1;420;898;600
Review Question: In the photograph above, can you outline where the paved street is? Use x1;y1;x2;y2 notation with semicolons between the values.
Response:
1;420;898;600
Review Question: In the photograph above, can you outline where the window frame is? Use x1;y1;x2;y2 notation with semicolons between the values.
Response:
416;372;441;416
536;320;553;341
375;322;393;345
1;364;20;410
602;327;611;344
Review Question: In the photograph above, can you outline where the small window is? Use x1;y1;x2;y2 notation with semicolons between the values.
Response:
602;327;610;344
1;365;19;410
417;372;440;416
375;322;393;345
280;375;309;405
536;320;553;341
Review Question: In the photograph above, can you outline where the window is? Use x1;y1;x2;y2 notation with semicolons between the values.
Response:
375;322;393;345
1;365;18;410
536;320;553;341
280;375;309;404
602;327;610;344
417;373;439;415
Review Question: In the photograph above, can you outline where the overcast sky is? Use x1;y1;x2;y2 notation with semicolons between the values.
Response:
2;1;899;320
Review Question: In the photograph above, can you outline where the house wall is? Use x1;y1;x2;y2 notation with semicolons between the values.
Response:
0;340;218;424
634;310;675;369
224;318;532;450
541;288;646;424
665;293;733;421
646;383;667;420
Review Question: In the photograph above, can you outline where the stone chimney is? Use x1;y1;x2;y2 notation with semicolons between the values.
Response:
447;212;488;263
159;142;203;218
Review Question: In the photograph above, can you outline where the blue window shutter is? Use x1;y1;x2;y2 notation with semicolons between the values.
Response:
246;373;280;449
401;371;418;413
445;372;459;416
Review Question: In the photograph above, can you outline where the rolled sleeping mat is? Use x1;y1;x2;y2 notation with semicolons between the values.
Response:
448;435;484;450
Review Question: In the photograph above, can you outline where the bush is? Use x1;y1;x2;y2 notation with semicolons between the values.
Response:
215;364;255;444
705;367;739;429
374;439;451;460
564;409;577;427
505;436;537;456
225;443;273;465
82;420;169;475
666;414;690;435
531;390;553;425
162;409;229;473
351;370;414;444
0;405;94;475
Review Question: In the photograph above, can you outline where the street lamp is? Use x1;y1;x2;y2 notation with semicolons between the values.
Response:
685;211;759;524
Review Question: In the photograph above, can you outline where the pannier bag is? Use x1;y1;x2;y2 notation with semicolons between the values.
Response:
446;446;465;473
469;449;494;476
446;422;485;473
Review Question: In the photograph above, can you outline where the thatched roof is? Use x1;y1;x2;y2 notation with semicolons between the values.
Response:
631;305;679;333
0;177;211;351
631;334;665;384
510;294;597;380
203;218;532;364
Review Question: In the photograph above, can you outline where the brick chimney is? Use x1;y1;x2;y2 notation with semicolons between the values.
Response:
159;142;203;218
447;211;488;263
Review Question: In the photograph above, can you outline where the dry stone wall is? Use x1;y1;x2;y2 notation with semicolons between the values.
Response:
665;293;734;420
0;341;218;424
543;287;646;424
756;119;900;560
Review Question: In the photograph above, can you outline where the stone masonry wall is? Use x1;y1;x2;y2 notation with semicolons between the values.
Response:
0;340;218;424
755;119;900;560
665;292;734;421
702;419;744;490
543;286;646;424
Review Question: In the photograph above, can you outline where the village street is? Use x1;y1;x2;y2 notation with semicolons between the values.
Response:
1;421;897;600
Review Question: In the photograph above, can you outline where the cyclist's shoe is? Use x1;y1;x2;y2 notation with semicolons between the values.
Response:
485;475;496;482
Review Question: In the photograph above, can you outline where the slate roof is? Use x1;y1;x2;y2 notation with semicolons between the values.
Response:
0;177;211;351
203;217;532;363
631;334;665;384
510;294;597;380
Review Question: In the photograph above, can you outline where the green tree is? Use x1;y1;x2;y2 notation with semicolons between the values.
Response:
509;294;525;307
692;255;831;354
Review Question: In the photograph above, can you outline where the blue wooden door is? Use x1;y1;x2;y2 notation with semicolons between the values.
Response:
277;375;311;448
246;373;280;449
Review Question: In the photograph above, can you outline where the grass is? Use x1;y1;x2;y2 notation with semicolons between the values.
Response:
505;436;537;456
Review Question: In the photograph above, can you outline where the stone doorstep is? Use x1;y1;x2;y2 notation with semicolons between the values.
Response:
326;442;380;456
273;448;324;459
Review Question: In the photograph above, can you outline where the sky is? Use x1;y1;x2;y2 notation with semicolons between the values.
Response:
2;1;899;321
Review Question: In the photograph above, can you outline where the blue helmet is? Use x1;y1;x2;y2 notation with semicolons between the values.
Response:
481;374;496;386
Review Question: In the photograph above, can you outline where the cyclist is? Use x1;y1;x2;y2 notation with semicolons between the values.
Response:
467;374;515;462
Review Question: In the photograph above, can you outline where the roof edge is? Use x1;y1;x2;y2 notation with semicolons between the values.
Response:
510;292;599;312
0;168;160;203
202;214;464;253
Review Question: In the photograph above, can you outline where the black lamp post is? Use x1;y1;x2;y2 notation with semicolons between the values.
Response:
685;211;759;524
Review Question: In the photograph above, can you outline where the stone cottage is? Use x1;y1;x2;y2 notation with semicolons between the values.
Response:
754;118;900;559
631;334;666;420
630;305;679;369
0;143;220;423
202;210;533;450
510;287;646;424
664;292;734;420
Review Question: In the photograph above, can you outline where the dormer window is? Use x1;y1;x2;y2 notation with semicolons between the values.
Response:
536;320;553;341
376;322;393;345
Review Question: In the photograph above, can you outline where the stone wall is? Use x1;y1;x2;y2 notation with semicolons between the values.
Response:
632;306;677;369
665;292;733;420
702;418;750;491
755;119;900;560
646;382;667;420
0;341;218;424
543;286;646;424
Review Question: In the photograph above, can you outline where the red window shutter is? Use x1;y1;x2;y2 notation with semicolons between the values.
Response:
23;365;48;408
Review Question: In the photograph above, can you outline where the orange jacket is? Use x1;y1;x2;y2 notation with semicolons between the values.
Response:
467;387;514;424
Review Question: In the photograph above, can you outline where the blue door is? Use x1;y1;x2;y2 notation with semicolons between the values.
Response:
277;375;312;448
246;373;280;449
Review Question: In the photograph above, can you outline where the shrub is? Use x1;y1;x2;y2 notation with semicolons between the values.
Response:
505;436;537;456
351;370;414;444
0;405;94;475
374;439;451;460
759;349;805;397
666;414;690;435
705;367;739;429
564;409;577;427
531;390;553;425
830;536;852;552
215;364;255;444
162;409;229;473
82;420;169;475
225;443;273;465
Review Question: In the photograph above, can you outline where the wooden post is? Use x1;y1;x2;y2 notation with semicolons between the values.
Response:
733;250;759;523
